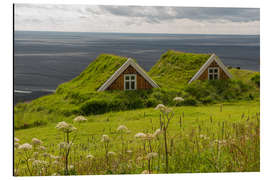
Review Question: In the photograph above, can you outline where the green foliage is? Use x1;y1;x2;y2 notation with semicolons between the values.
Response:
251;74;260;87
185;79;257;104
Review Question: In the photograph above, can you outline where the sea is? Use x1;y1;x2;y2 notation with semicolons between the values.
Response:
14;31;260;104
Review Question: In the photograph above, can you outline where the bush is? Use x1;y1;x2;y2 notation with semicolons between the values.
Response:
144;97;160;107
184;79;257;104
200;95;216;104
150;89;178;106
251;74;260;87
80;99;109;115
182;97;198;106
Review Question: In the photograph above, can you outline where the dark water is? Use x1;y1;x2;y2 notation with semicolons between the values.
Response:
14;31;260;104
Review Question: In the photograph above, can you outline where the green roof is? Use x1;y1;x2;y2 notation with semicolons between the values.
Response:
149;50;211;90
56;54;128;93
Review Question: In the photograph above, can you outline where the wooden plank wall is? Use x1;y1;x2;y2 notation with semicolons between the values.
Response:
198;61;230;80
107;65;153;90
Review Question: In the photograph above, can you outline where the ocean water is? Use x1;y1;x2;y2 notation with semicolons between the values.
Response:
14;31;260;104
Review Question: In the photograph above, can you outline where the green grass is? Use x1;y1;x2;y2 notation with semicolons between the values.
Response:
229;68;260;83
149;50;211;90
15;101;259;144
14;100;260;175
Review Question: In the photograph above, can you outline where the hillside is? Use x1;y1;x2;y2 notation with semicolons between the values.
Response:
14;51;260;129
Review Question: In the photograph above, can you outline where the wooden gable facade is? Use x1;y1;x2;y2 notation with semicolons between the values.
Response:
107;65;153;90
188;53;232;84
197;61;230;81
97;58;159;91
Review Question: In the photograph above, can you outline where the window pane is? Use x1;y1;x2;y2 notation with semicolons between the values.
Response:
131;82;135;89
209;74;213;80
214;74;218;80
209;69;213;73
214;68;218;73
125;76;129;80
131;75;135;80
125;82;130;90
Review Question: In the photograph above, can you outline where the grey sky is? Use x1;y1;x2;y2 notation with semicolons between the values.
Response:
14;4;260;34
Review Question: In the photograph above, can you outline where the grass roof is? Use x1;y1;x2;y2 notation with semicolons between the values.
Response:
56;54;128;93
149;50;211;90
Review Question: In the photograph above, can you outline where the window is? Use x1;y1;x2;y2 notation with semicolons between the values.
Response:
208;67;219;80
124;74;136;90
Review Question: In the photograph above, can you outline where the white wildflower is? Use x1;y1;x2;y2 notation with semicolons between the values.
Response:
126;150;133;154
155;104;166;111
32;160;48;167
50;154;61;160
73;115;87;123
69;165;74;169
101;134;110;142
56;121;77;133
146;152;158;160
14;137;20;142
32;138;43;145
86;154;95;160
117;125;128;132
134;132;146;139
144;133;155;140
173;97;184;102
39;146;46;151
18;143;32;151
153;129;162;137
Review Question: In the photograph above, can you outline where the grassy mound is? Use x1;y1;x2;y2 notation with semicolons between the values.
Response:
57;54;128;93
149;50;211;90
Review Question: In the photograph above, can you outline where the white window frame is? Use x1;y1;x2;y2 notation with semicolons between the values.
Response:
124;74;137;90
208;67;219;80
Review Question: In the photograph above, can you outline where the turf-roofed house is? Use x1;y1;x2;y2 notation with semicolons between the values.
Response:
98;58;159;91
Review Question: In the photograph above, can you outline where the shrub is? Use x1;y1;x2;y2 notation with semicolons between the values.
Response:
251;74;260;87
182;97;198;106
145;97;160;107
80;99;109;115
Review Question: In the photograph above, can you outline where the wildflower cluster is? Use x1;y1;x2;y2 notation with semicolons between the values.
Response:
73;115;87;123
56;121;77;133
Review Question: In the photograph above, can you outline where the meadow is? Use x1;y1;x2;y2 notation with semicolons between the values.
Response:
14;100;260;176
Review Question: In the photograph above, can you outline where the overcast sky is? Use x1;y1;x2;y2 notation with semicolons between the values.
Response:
14;4;260;34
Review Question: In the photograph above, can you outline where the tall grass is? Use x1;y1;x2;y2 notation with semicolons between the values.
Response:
14;104;260;176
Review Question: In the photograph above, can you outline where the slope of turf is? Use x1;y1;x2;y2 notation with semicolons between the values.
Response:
149;50;211;90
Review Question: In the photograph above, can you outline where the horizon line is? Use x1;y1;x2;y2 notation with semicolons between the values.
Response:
14;30;260;36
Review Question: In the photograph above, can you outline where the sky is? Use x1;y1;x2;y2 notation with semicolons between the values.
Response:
14;4;260;34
